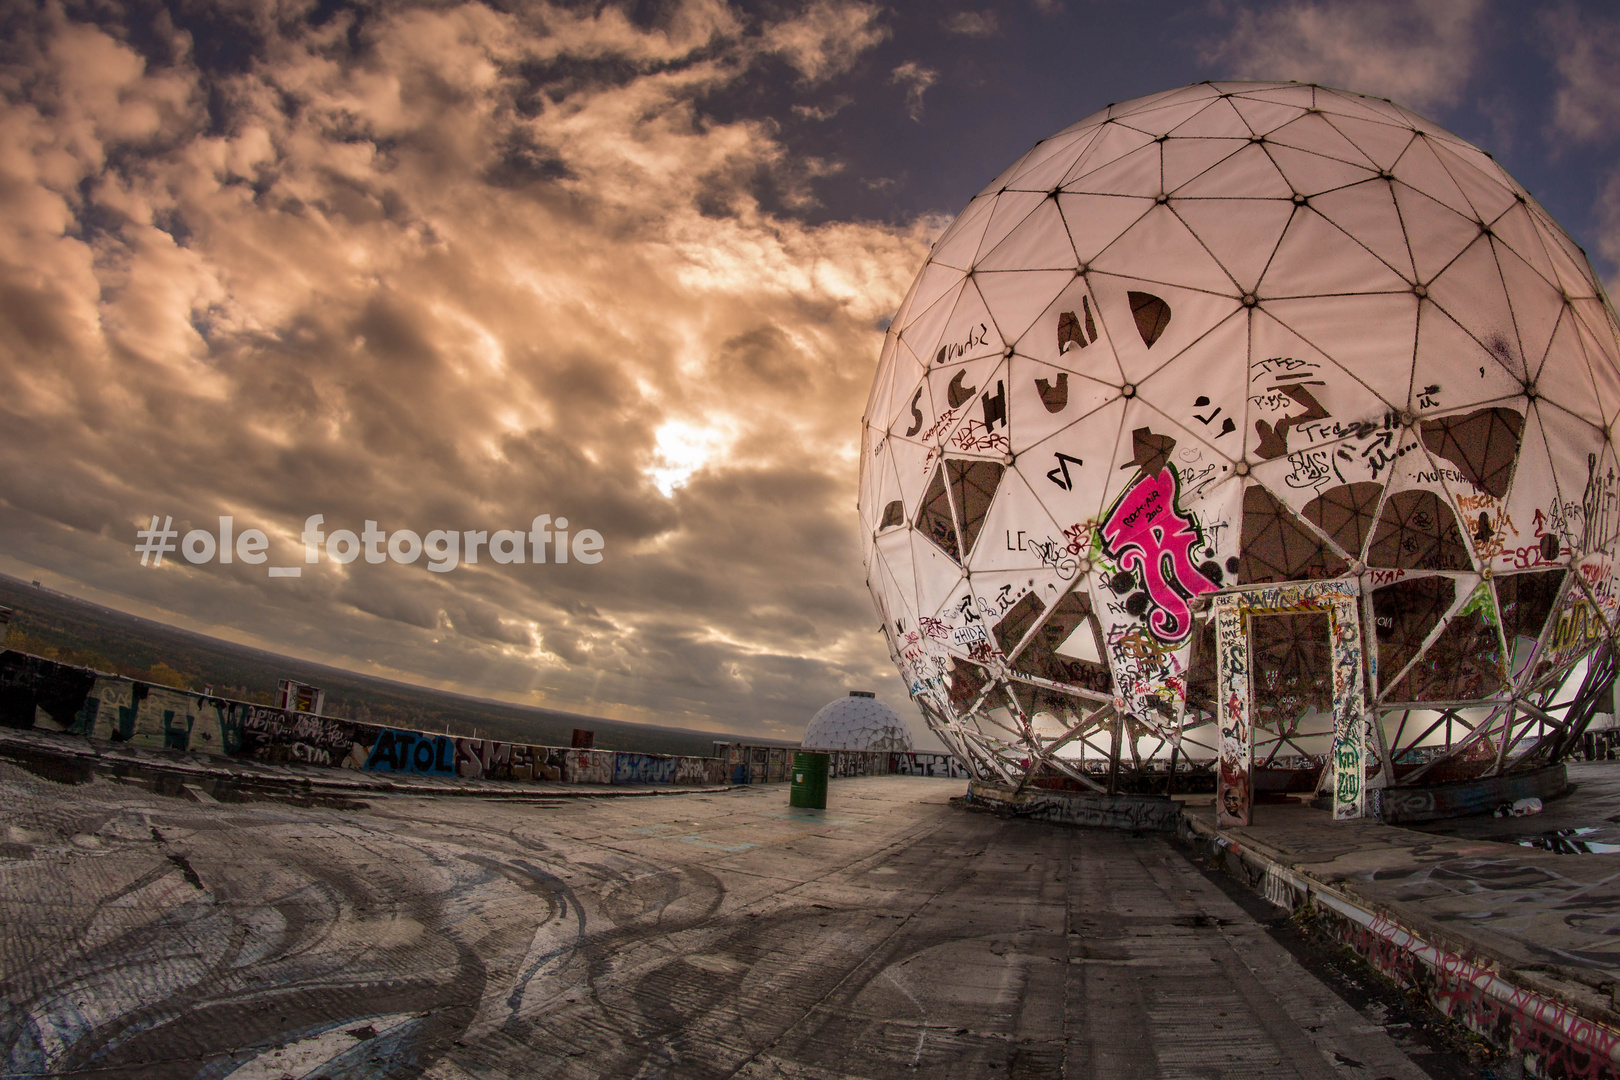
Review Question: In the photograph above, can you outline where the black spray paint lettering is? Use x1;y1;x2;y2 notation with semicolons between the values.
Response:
1047;452;1084;490
1036;372;1068;413
365;728;457;774
935;323;990;365
1192;396;1237;437
905;388;924;437
947;369;977;409
1252;355;1319;379
1254;381;1330;460
981;380;1007;431
1057;297;1098;353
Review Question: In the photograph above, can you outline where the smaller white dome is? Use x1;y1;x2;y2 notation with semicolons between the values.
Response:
802;692;914;752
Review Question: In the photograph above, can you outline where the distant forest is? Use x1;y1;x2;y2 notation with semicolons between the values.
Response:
0;575;795;757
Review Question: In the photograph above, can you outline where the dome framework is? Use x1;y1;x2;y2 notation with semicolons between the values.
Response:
859;81;1620;823
802;692;916;753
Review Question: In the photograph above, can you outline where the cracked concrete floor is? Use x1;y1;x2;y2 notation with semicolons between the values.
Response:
0;766;1445;1079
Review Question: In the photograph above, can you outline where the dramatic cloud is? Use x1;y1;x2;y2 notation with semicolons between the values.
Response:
1203;0;1486;111
943;11;999;38
766;0;889;82
0;0;932;738
889;60;938;121
1542;7;1620;294
1546;7;1620;143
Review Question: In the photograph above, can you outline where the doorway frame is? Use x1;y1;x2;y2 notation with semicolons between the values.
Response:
1212;580;1368;826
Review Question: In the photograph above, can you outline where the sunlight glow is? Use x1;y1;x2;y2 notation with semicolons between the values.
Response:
650;420;732;496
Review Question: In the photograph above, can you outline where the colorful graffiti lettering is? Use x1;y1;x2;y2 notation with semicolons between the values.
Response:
365;728;458;774
1313;905;1620;1080
614;752;678;785
1100;466;1216;642
1;649;970;794
1334;740;1362;806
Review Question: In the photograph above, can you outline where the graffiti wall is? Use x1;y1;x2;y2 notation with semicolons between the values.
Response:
723;744;970;782
566;749;615;785
674;756;727;785
892;752;972;778
237;705;360;767
1;651;974;789
0;651;720;789
613;752;676;785
358;728;458;775
453;739;566;782
0;651;96;732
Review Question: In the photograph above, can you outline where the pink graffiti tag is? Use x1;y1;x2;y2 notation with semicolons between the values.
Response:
1100;466;1217;642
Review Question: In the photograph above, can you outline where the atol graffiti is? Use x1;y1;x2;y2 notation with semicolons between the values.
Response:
1100;464;1217;642
364;728;458;775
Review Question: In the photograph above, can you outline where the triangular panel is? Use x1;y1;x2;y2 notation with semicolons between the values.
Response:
1058;192;1157;265
1262;293;1418;412
1319;112;1415;171
1006;354;1117;455
1088;277;1244;387
1089;205;1238;294
1173;142;1293;199
1308;181;1416;283
976;269;1080;346
975;198;1080;272
1172;198;1296;294
1259;204;1413;298
1264;144;1379;197
930;193;997;272
1065;142;1164;199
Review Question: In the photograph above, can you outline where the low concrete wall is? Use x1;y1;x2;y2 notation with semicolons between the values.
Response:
718;744;970;783
0;650;729;788
1;650;965;789
963;779;1180;831
1181;813;1620;1080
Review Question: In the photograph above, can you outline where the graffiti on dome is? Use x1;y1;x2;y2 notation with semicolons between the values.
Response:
1099;462;1219;645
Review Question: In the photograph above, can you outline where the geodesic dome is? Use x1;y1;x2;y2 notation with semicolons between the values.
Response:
859;81;1620;800
802;692;916;752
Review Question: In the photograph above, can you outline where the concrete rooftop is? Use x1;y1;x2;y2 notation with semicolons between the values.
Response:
0;764;1477;1079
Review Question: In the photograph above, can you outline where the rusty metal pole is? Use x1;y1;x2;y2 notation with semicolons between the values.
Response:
1106;710;1125;795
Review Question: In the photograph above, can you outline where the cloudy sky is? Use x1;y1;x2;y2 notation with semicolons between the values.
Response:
3;0;1620;743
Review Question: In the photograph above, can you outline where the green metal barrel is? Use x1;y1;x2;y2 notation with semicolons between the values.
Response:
789;752;829;809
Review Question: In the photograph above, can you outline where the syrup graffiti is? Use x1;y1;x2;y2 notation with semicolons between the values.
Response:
1100;464;1218;644
614;752;678;785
